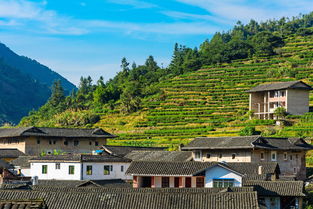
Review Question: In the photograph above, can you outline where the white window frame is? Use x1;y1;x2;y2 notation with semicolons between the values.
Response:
271;151;277;161
194;151;202;161
284;152;287;161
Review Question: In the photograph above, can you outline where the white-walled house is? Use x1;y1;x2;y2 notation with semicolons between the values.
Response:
29;153;131;180
126;161;244;188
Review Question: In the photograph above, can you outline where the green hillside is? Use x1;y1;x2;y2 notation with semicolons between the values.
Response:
100;34;313;148
19;33;313;149
18;13;313;150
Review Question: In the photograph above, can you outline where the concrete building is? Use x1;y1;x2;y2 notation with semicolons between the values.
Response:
181;135;313;180
29;153;131;180
0;127;115;155
247;81;312;119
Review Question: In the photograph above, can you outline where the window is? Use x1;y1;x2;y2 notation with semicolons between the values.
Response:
86;165;92;175
161;177;169;188
104;165;110;175
74;140;79;146
260;152;264;160
196;177;204;187
271;151;277;161
232;154;236;159
37;139;40;144
110;165;113;171
89;141;92;145
213;179;234;188
69;166;75;175
42;165;47;174
95;141;99;146
219;154;222;158
121;166;124;172
294;167;297;174
194;151;202;160
290;155;293;160
206;153;211;159
296;154;299;159
49;140;52;145
55;163;60;170
53;141;56;145
64;141;68;146
284;152;287;160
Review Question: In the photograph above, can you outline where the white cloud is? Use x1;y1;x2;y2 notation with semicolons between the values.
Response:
0;0;219;36
106;0;158;9
175;0;313;23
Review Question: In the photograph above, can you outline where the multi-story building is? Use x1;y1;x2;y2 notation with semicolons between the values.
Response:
0;127;115;155
181;135;313;180
247;81;312;119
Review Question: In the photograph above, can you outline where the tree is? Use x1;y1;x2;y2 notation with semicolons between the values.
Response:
250;32;284;56
49;80;65;106
274;107;287;120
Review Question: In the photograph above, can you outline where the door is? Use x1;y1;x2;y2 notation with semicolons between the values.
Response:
174;177;180;188
142;177;152;188
185;177;191;188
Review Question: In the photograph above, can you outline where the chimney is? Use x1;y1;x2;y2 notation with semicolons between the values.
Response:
258;166;263;175
31;176;38;185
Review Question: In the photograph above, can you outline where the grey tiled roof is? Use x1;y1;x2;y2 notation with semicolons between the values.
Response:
35;179;131;188
244;180;305;197
246;80;313;93
126;161;276;178
102;145;166;157
0;127;115;138
126;161;243;176
125;151;193;162
0;189;259;209
182;136;259;150
0;200;46;209
0;149;25;158
29;153;131;163
227;162;279;176
11;156;36;168
182;136;313;150
0;159;13;169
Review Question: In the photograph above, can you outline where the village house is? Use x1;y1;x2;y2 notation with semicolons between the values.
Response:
247;80;312;119
0;127;115;155
29;153;131;180
126;160;304;209
181;135;313;180
126;161;278;189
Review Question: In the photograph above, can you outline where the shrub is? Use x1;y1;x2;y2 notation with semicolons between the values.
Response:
239;126;257;136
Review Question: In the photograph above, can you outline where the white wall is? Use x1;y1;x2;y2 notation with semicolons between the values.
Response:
205;166;242;188
82;162;131;180
30;162;82;180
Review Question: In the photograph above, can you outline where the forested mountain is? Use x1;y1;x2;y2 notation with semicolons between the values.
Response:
0;43;76;93
0;60;50;123
20;12;313;150
0;43;76;124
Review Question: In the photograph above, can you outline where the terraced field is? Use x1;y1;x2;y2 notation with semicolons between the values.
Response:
96;34;313;149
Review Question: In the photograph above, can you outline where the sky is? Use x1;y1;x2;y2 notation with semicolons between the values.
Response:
0;0;313;86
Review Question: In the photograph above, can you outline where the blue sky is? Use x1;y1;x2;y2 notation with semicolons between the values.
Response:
0;0;313;85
